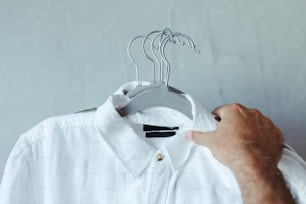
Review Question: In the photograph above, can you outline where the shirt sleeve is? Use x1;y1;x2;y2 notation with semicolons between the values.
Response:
0;131;40;204
278;144;306;204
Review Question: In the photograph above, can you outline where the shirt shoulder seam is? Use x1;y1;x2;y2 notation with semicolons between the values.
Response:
8;112;97;162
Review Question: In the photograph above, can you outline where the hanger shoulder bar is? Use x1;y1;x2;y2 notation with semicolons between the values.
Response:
117;88;193;119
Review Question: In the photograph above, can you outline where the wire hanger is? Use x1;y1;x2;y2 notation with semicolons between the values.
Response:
126;35;146;87
116;28;200;120
125;29;169;98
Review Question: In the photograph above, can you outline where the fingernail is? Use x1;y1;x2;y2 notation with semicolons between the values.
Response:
186;130;193;140
214;116;221;122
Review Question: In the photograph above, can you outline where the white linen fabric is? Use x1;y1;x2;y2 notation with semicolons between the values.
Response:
0;81;305;204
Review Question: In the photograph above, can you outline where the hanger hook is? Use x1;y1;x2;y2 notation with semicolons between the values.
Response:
151;29;173;82
160;28;173;43
159;34;173;87
142;30;161;83
151;32;163;82
174;32;201;53
160;32;201;87
127;35;145;86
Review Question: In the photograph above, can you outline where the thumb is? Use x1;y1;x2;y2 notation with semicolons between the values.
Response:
187;130;218;148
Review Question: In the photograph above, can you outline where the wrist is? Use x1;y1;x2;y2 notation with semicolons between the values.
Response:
230;163;295;204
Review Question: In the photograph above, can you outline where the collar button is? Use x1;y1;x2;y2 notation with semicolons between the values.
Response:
156;154;164;161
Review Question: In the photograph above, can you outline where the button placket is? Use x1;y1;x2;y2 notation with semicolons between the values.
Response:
148;150;171;204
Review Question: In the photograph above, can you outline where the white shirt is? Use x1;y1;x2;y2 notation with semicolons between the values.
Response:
0;81;305;204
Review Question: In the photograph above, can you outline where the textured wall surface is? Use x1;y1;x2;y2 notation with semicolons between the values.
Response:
1;0;306;174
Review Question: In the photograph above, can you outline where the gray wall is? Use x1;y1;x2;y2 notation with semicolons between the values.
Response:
1;0;306;174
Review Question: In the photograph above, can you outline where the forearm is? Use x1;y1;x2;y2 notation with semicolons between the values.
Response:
232;165;296;204
189;104;297;203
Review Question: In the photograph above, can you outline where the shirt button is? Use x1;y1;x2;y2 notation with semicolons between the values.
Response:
156;154;164;161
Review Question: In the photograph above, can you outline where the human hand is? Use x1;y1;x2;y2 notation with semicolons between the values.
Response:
187;103;295;204
188;103;283;173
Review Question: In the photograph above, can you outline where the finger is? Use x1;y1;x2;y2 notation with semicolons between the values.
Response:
211;105;227;118
263;116;274;126
248;108;264;119
211;105;228;121
248;108;265;125
187;130;218;148
211;103;247;121
275;127;284;143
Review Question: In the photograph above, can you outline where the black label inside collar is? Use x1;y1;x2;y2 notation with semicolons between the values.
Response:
145;131;176;137
143;124;179;131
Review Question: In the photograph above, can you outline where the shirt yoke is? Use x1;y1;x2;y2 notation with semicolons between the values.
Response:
6;111;97;163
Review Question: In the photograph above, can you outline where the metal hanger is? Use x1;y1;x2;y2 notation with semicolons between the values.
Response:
116;28;200;120
125;28;184;98
126;35;146;87
125;30;167;98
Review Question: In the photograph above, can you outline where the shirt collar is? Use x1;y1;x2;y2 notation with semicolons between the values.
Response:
94;81;217;177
